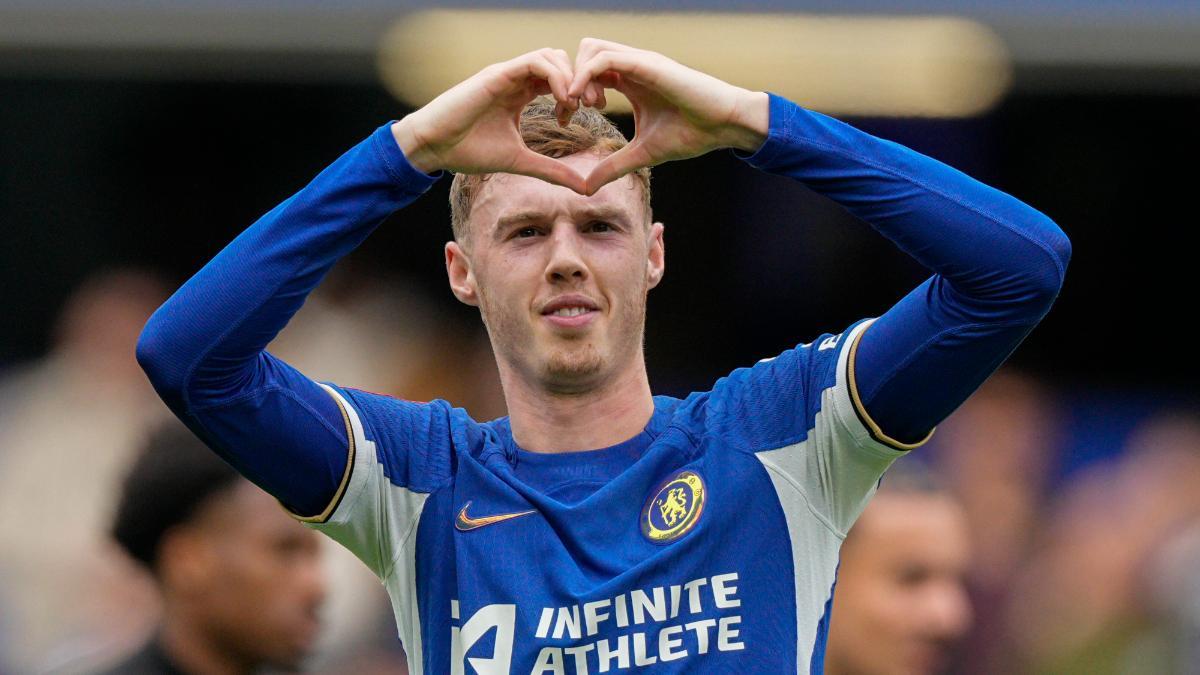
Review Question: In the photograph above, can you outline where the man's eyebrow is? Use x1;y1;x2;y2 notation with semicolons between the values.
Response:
494;210;546;231
493;206;630;232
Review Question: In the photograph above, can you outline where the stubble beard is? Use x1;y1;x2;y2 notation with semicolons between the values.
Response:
541;340;605;393
479;284;648;396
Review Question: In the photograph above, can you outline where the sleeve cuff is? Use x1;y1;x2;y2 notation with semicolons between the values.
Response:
370;121;445;189
730;92;800;169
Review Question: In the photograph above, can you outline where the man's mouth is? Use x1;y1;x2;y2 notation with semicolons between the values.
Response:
540;294;601;328
543;306;597;324
548;306;594;317
540;294;601;316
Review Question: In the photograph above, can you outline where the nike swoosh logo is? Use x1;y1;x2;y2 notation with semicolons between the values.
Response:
455;501;537;532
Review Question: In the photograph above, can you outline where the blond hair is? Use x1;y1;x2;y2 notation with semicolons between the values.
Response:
448;96;652;243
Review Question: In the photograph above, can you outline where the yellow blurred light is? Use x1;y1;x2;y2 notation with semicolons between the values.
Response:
378;10;1011;118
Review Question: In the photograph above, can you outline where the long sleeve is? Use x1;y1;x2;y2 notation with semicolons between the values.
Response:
736;93;1071;446
136;122;442;515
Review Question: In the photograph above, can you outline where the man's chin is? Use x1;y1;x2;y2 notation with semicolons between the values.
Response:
541;347;605;393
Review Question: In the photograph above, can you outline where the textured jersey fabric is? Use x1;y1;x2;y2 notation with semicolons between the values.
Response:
136;92;1071;673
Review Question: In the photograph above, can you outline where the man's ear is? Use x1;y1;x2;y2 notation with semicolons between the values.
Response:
159;527;213;595
445;241;480;307
647;221;665;289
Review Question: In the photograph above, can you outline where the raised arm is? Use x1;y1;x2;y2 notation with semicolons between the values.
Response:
135;122;441;516
736;94;1070;446
569;38;1070;447
136;48;593;515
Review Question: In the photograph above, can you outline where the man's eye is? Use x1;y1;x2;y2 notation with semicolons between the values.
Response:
516;227;540;238
588;221;613;233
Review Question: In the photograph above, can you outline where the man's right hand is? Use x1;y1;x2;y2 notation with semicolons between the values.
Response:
390;48;592;194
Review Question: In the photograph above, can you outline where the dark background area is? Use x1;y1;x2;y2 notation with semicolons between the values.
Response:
2;77;1194;397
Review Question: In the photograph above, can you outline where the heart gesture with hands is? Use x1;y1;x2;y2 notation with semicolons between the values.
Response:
391;39;768;197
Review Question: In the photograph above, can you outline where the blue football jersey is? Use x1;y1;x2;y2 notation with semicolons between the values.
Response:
302;317;920;674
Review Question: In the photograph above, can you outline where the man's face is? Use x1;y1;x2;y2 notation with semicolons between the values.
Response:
184;483;326;669
826;493;972;675
446;151;664;394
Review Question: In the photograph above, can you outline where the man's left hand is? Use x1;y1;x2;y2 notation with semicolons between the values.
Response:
567;38;769;195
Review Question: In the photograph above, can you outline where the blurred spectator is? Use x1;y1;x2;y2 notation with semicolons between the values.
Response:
0;263;494;671
825;459;972;675
270;268;505;416
1150;517;1200;671
927;369;1061;673
0;269;171;672
98;423;325;674
1004;411;1200;674
269;269;440;397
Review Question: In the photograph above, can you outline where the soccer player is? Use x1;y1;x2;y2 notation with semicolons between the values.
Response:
136;39;1070;673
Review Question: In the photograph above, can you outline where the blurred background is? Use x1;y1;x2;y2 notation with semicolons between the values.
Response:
1;1;1198;673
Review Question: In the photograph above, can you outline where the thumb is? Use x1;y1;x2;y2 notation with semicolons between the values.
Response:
510;150;587;195
584;141;650;196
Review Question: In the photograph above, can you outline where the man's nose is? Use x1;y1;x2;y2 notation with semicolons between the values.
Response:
925;582;972;639
296;552;328;604
544;225;588;284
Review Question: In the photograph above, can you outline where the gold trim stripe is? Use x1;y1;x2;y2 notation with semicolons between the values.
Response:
285;385;357;524
846;324;935;452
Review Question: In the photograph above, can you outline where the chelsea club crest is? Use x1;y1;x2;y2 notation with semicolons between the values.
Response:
641;470;706;544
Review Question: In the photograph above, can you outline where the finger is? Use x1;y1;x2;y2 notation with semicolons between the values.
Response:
542;48;579;126
582;81;606;109
577;71;634;115
573;39;638;107
581;72;615;109
506;49;573;110
572;38;645;102
569;50;648;100
584;141;652;196
530;78;570;124
533;52;579;127
511;149;587;195
573;37;639;74
533;53;573;107
543;48;579;108
595;71;621;88
572;37;601;74
591;71;622;109
581;37;641;54
597;68;662;120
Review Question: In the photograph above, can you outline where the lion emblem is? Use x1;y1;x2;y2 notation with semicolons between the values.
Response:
657;487;689;527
